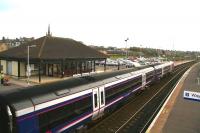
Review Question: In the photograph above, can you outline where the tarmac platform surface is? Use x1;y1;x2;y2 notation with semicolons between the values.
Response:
147;62;200;133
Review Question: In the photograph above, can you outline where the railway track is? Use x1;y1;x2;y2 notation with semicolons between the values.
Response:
86;61;195;133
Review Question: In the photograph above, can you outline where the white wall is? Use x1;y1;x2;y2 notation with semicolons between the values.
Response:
0;60;28;77
0;60;7;74
12;61;18;76
20;62;26;77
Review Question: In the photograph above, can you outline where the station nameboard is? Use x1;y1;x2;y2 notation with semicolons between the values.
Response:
184;90;200;102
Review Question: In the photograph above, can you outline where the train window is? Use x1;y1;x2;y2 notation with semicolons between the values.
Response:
146;71;154;81
101;91;104;105
105;76;142;104
164;66;170;73
156;69;162;75
94;94;98;108
38;95;92;132
39;113;50;132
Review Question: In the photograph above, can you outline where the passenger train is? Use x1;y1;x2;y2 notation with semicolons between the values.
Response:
0;61;174;133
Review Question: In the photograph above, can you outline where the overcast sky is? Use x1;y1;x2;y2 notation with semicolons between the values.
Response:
0;0;200;51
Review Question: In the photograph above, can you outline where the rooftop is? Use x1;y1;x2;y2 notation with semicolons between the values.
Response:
0;35;108;60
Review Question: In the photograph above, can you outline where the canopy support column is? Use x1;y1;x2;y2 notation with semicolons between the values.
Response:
39;61;41;83
80;61;82;76
61;59;65;78
76;61;78;74
18;61;20;78
93;60;96;72
104;59;106;71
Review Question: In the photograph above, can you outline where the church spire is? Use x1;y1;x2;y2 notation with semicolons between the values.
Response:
46;24;52;37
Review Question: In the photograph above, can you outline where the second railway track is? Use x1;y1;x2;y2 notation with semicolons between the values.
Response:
86;61;195;133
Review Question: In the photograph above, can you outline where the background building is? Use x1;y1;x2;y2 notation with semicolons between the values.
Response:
0;28;107;83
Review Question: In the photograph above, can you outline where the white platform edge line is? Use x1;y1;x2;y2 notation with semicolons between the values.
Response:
146;62;197;133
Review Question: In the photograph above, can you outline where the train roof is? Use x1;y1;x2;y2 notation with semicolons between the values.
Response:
154;61;173;69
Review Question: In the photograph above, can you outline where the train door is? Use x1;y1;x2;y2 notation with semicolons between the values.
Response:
92;87;99;119
98;86;105;117
152;67;156;81
142;74;146;89
92;86;105;120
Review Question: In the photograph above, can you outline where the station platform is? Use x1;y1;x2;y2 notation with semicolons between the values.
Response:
147;62;200;133
174;60;193;66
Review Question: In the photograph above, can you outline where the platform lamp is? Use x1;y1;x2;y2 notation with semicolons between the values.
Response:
27;45;36;86
125;38;129;58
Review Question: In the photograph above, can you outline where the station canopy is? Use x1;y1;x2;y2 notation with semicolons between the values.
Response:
0;36;107;60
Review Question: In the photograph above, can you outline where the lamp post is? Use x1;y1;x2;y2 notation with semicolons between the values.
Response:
125;38;129;58
27;45;36;86
140;44;142;59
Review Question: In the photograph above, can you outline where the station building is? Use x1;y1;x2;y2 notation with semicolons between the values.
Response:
0;28;107;83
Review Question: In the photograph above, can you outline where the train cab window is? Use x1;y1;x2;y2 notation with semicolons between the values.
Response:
94;94;98;108
101;91;104;105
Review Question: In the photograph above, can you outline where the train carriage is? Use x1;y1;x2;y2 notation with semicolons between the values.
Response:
0;62;174;133
154;61;174;78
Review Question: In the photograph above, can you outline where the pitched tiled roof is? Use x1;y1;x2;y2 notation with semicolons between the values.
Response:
0;36;108;60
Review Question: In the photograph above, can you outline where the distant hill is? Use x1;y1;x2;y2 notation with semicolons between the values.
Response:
89;45;199;61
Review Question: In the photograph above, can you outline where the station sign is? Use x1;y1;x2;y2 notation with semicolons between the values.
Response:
183;90;200;102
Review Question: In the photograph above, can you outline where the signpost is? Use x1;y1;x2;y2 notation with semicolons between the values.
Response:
26;66;31;77
183;90;200;102
27;45;36;86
